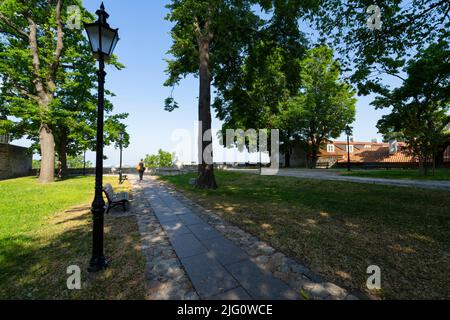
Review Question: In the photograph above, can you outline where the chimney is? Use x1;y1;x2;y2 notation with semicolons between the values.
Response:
389;140;398;155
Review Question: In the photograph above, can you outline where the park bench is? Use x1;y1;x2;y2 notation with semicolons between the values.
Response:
119;171;128;184
103;183;129;213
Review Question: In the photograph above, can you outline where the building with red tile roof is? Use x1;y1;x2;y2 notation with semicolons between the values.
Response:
318;140;418;166
281;139;450;168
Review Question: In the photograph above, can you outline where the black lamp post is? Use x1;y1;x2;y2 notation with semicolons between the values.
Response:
83;149;87;176
345;125;353;172
118;131;125;184
84;2;119;273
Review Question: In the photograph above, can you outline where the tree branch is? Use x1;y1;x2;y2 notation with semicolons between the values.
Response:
0;12;29;40
50;0;64;87
26;15;47;103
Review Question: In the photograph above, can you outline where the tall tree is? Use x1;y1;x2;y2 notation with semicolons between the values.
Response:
213;0;316;166
0;0;127;180
0;0;72;183
285;46;356;167
164;0;261;189
375;41;450;174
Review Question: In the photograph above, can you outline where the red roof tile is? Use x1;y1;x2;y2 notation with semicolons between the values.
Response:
320;142;418;163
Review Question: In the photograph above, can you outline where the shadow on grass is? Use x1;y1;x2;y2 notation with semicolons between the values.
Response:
160;171;450;299
0;209;145;300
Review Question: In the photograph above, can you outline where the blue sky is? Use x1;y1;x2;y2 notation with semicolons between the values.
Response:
13;0;390;167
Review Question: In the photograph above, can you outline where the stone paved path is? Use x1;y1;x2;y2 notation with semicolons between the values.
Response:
131;176;356;301
140;177;300;300
227;168;450;191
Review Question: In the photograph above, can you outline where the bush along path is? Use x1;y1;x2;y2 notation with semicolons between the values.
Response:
132;176;359;300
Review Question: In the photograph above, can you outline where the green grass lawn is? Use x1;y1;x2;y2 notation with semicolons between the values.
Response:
0;176;145;300
342;169;450;181
160;171;450;300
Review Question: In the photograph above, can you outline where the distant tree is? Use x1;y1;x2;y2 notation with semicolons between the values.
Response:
67;155;93;169
145;149;175;169
283;46;356;167
144;154;159;169
375;41;450;175
32;160;41;170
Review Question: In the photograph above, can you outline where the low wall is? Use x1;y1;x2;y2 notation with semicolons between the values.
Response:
0;143;32;180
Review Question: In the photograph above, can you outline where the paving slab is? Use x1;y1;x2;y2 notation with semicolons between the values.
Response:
178;213;205;226
153;211;181;223
170;233;207;259
209;287;252;300
161;220;191;239
202;236;249;266
188;223;223;241
226;259;300;300
181;252;239;299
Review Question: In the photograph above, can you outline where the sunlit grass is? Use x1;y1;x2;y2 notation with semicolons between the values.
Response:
0;176;145;300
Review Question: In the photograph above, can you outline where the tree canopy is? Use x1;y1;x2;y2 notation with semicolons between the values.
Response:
0;0;128;180
375;41;450;172
280;46;356;166
165;0;263;188
145;149;175;169
315;0;450;95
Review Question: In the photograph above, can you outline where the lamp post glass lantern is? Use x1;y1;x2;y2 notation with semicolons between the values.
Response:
85;2;119;273
84;3;119;61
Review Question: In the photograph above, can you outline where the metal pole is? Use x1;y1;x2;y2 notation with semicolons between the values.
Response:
89;53;107;272
259;149;262;174
347;134;351;172
83;150;86;176
119;142;123;184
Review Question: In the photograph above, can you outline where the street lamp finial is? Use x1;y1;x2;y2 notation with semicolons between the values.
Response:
100;2;105;10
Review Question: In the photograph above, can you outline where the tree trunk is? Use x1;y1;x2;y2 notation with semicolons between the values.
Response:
419;156;429;176
196;36;217;189
83;150;87;176
58;128;68;179
311;148;318;168
284;150;291;168
39;124;55;183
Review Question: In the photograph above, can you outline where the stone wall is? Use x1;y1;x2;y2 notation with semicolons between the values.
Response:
0;143;32;180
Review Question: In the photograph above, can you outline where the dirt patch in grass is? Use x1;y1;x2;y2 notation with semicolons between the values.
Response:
160;171;450;300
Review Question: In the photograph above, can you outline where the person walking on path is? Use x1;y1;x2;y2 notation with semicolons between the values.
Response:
137;159;146;181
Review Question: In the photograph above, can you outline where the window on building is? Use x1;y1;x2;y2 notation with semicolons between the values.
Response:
346;145;354;153
327;144;335;153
